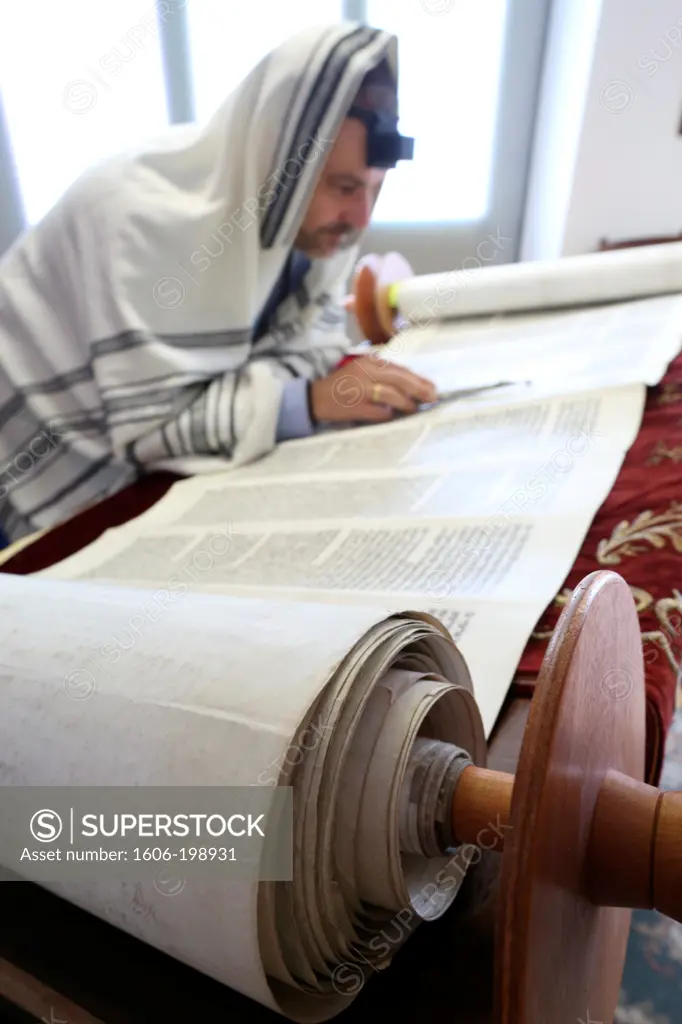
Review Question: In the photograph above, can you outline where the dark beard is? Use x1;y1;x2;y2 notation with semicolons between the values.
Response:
329;226;361;249
295;225;360;254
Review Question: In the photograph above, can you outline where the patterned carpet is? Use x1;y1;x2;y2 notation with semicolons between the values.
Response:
616;702;682;1023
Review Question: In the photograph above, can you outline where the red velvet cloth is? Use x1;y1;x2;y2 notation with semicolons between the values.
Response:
1;472;180;576
3;361;681;785
514;354;682;784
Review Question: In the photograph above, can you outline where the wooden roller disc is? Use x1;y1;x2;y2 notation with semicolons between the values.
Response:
353;255;390;346
445;569;681;1024
375;251;413;340
351;252;414;345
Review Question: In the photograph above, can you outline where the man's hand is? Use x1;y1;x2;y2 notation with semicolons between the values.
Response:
310;355;437;424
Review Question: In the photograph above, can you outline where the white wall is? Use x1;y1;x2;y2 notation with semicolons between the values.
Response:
521;0;682;260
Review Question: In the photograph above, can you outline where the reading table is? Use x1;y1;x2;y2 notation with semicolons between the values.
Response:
0;347;681;1020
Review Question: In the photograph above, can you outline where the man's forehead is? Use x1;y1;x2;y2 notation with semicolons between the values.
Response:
325;120;387;183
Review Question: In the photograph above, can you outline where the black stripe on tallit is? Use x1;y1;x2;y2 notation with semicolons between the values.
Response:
276;356;306;378
260;26;381;249
229;368;243;454
23;454;114;518
160;423;175;459
155;328;252;350
92;327;251;359
123;437;146;473
126;378;213;461
0;415;102;480
100;368;216;398
0;365;95;433
0;392;25;432
22;364;93;394
1;503;31;541
190;387;210;453
92;332;147;358
103;386;200;415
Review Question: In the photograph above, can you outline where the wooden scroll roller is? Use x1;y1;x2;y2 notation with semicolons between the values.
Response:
347;251;413;344
404;569;681;1024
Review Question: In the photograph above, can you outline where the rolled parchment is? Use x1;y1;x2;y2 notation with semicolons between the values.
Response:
0;573;485;1021
391;240;682;324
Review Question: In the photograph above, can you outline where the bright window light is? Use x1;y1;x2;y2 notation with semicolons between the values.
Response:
0;1;169;225
0;1;510;229
366;0;509;223
187;1;343;123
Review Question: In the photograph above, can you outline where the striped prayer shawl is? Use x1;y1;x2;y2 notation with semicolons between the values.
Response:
0;22;399;542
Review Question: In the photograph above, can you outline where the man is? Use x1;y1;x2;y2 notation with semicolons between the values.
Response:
0;22;435;543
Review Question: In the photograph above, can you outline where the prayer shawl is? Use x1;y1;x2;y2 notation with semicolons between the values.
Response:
0;22;399;541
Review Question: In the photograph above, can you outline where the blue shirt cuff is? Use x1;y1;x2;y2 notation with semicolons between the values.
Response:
276;377;315;441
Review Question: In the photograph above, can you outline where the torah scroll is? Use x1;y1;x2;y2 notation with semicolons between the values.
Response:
0;573;486;1022
389;239;682;323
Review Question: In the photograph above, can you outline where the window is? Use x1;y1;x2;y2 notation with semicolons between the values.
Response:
186;0;343;123
0;0;550;271
366;0;509;223
0;0;168;225
354;0;552;273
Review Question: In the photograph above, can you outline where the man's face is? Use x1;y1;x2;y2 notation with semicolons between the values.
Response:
294;118;386;258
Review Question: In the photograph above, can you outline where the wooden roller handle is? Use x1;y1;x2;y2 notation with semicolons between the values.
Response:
451;766;513;853
451;765;682;921
586;769;682;920
349;252;414;345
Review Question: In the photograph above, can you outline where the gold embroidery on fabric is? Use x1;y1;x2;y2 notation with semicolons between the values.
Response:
630;586;655;613
646;440;682;466
531;586;654;639
531;585;682;701
597;504;682;564
643;629;679;677
655;382;682;406
647;590;682;681
654;589;682;634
